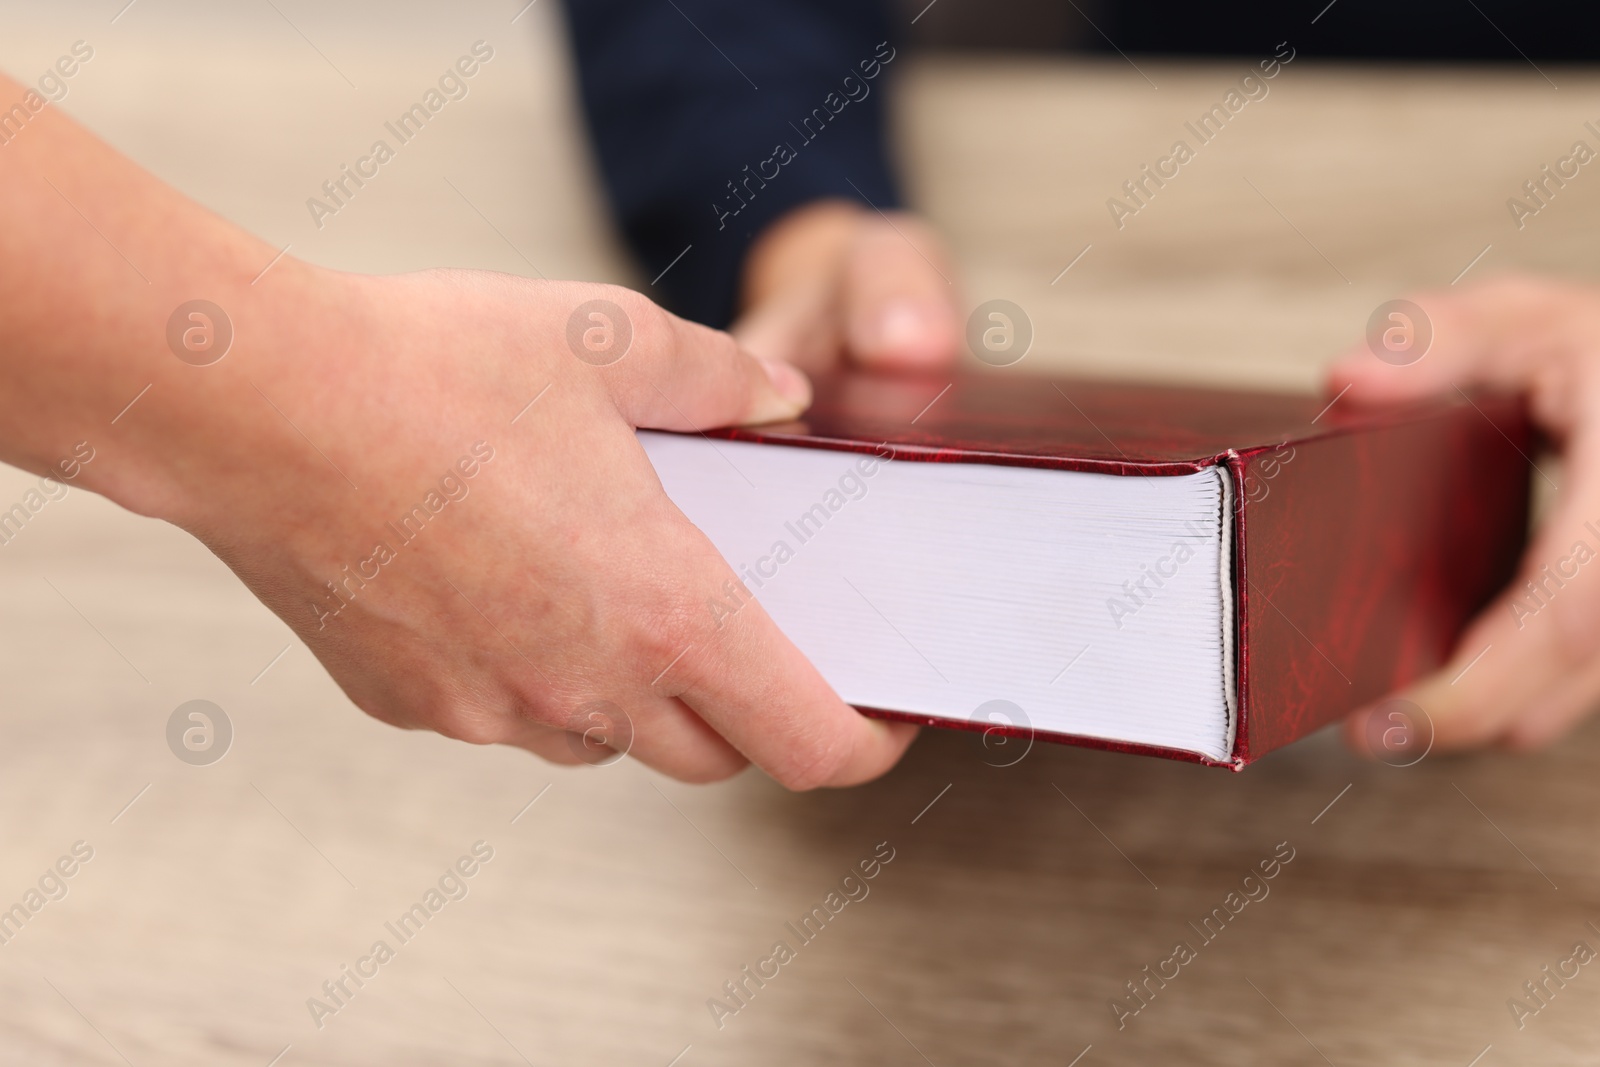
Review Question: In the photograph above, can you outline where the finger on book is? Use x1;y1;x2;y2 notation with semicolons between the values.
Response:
1501;654;1600;750
1349;444;1600;754
612;695;750;783
599;296;810;431
663;596;918;790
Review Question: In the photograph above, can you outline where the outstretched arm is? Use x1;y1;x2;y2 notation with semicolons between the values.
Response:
0;72;917;787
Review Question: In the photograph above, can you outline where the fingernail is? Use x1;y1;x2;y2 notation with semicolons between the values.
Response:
874;300;935;352
757;356;811;410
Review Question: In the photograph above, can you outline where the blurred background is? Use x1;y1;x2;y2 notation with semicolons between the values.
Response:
900;0;1600;57
2;1;1599;1064
3;0;1596;389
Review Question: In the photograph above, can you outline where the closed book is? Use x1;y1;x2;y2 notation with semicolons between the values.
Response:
641;369;1530;769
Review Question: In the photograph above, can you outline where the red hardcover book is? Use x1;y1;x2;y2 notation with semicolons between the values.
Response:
641;369;1531;769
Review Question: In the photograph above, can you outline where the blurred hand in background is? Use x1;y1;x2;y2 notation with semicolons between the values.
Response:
732;199;960;373
564;0;961;374
1330;277;1600;753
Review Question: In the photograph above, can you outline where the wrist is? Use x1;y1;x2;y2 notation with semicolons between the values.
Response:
0;88;367;538
77;256;361;533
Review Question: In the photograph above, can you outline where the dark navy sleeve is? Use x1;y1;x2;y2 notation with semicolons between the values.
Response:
562;0;903;327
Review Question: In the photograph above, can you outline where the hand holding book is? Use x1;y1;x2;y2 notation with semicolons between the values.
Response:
0;76;919;789
1331;276;1599;753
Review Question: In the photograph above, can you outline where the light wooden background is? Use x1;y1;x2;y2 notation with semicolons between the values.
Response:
2;2;1598;1064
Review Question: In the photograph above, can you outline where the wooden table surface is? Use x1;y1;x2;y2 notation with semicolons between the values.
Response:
3;3;1598;1064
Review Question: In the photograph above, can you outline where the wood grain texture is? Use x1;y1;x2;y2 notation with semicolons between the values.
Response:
1;3;1598;1064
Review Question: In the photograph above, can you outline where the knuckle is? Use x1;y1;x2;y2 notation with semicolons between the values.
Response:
676;751;749;785
597;284;669;347
428;695;507;746
775;729;854;791
635;311;681;371
507;687;568;732
637;604;704;683
584;289;676;408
